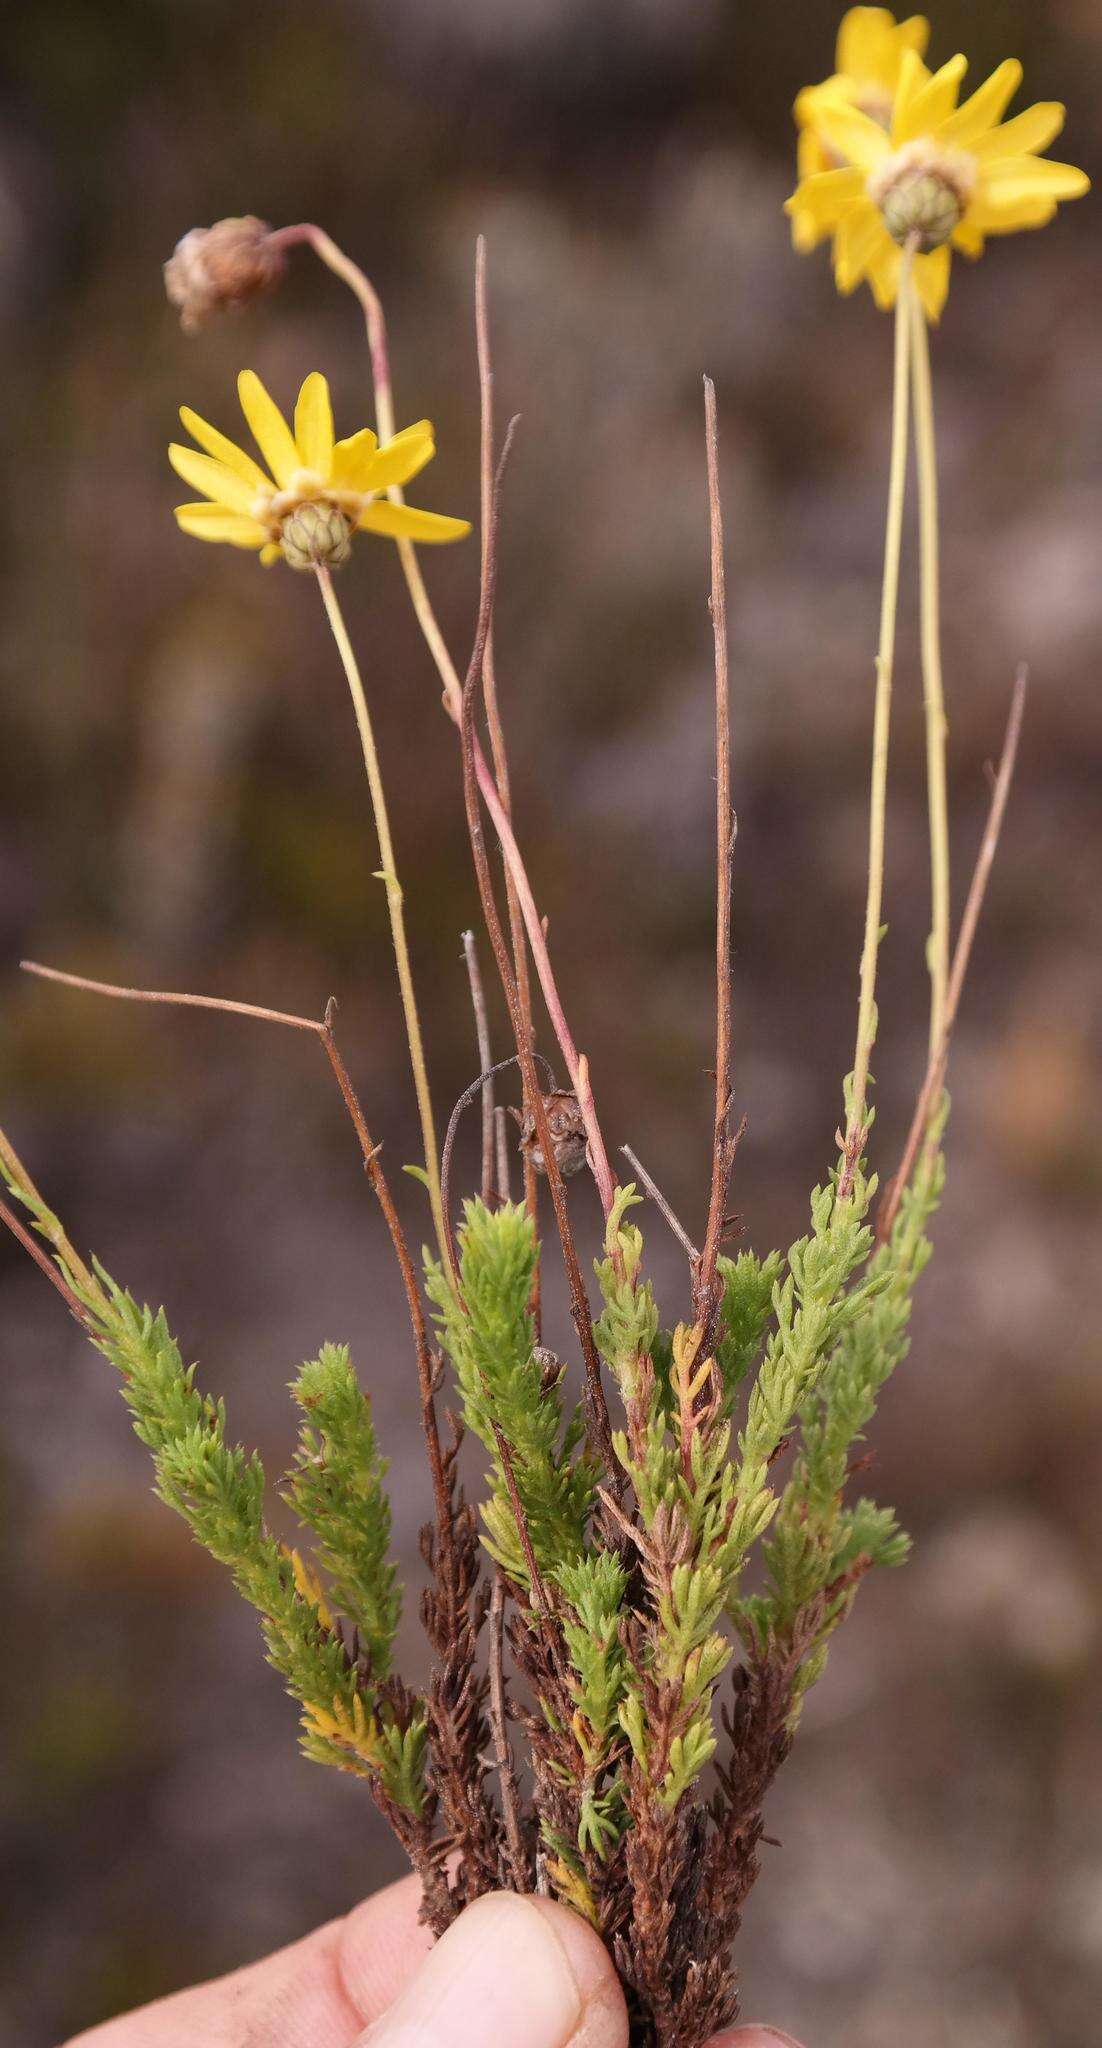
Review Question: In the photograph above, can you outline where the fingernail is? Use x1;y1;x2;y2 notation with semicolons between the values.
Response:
359;1891;624;2048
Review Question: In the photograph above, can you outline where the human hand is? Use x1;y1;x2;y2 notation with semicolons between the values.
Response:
65;1875;803;2048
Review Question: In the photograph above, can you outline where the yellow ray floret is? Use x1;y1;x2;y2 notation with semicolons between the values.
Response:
789;39;1089;320
792;8;931;251
170;370;470;569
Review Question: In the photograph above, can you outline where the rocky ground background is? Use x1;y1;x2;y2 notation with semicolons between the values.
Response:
1;2;1100;2041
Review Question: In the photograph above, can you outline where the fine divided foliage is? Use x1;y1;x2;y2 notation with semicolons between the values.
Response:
0;1116;939;2043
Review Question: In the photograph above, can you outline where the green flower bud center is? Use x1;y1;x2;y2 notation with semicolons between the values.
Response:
870;142;975;254
280;500;353;571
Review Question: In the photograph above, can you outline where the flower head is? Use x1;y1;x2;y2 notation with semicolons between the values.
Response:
170;371;470;568
789;41;1090;320
792;9;931;251
164;218;285;332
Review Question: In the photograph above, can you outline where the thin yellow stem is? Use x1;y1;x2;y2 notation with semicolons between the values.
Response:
910;295;951;1060
846;248;916;1165
315;566;453;1283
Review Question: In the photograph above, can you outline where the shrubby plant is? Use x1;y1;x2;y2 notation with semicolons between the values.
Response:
1;13;1086;2043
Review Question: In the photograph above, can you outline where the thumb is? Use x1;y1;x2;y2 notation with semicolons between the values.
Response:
357;1891;628;2048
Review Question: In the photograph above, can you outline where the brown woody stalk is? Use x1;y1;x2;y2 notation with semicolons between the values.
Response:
458;422;616;1481
475;238;543;1310
462;931;496;1205
489;1572;530;1889
0;1195;92;1328
620;1146;699;1262
20;963;459;1596
694;378;738;1345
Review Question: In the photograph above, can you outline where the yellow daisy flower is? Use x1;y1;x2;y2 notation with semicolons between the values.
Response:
788;48;1090;321
170;370;470;569
792;8;931;251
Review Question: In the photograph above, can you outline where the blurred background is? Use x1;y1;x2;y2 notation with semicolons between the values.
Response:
1;1;1100;2041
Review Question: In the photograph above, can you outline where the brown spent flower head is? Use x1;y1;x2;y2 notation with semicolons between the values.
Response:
164;216;285;333
518;1091;589;1178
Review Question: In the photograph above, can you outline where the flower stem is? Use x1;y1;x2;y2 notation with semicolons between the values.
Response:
280;221;618;1215
315;565;453;1283
844;246;916;1177
909;295;951;1061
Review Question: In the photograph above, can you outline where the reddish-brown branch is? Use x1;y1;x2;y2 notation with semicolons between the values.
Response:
462;931;496;1205
621;1145;699;1263
694;379;738;1343
495;1107;512;1205
0;1197;92;1328
475;238;545;1327
459;421;616;1481
878;668;1028;1241
22;961;325;1036
489;1573;529;1889
319;1002;456;1607
19;959;459;1605
440;1053;556;1275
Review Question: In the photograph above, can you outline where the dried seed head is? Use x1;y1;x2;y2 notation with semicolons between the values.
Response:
280;501;353;571
869;142;975;252
164;216;285;333
519;1090;589;1178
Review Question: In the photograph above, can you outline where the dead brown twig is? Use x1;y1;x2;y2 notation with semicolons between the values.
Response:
489;1572;529;1889
475;240;543;1327
462;930;496;1207
18;959;460;1607
21;960;324;1035
0;1195;92;1329
440;1052;556;1274
621;1145;699;1263
458;415;617;1483
694;379;739;1345
877;667;1028;1241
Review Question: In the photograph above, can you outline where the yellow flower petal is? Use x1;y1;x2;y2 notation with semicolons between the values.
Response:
179;407;269;490
834;201;887;292
980;155;1090;203
361;425;436;493
168;444;258;515
966;194;1058;235
357;502;471;544
894;15;931;66
790;128;834;248
867;242;901;309
893;52;968;145
891;46;931;138
952;218;987;258
938;59;1023;148
332;429;380;491
814;100;893;170
237;370;300;489
914;244;952;322
174;503;268;549
294;372;334;479
797;123;827;179
837;8;928;90
785;166;867;232
972;101;1065;162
